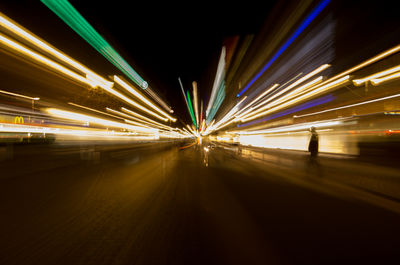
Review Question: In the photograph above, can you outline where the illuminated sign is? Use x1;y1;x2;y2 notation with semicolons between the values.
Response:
14;116;24;124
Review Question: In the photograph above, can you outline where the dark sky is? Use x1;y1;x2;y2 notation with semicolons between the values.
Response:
0;0;278;123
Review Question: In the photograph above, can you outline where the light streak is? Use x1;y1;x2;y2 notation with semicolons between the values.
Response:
240;75;350;122
68;102;124;120
239;94;334;128
186;90;197;128
178;77;197;124
106;108;171;130
353;65;400;85
143;86;173;114
258;64;329;106
0;88;39;101
193;81;199;127
0;122;161;140
100;85;168;122
113;76;176;121
294;93;400;118
321;44;400;87
203;119;216;135
179;139;198;149
200;119;206;133
235;84;279;116
371;71;400;85
276;76;324;103
0;12;113;90
206;47;226;116
0;11;173;122
182;127;193;136
121;107;171;129
120;119;153;128
123;119;159;129
238;45;400;123
178;77;190;111
238;75;324;120
234;74;302;119
231;119;344;135
0;33;91;85
41;0;147;89
207;82;226;123
186;123;196;135
237;65;329;119
200;99;203;125
210;96;248;132
46;108;157;133
237;0;331;97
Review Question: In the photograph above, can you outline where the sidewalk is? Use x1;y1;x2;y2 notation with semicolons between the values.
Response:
214;142;400;213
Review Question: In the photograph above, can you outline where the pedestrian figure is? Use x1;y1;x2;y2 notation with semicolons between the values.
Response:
308;126;319;157
307;127;322;176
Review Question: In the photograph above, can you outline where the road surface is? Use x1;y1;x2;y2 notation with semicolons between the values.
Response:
0;142;399;265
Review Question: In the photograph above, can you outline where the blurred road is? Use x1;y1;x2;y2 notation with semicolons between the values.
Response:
1;142;400;265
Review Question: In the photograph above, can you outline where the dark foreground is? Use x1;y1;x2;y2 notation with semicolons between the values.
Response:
0;142;400;265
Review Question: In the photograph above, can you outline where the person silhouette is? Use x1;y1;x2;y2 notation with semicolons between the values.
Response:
308;126;319;157
307;126;322;176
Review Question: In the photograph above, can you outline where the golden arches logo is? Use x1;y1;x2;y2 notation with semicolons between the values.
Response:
14;116;24;124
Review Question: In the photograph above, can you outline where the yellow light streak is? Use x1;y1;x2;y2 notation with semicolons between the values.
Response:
106;107;171;130
257;64;329;106
238;76;324;120
0;122;160;140
353;65;400;86
99;84;168;122
192;81;199;126
0;13;113;89
235;84;279;117
0;88;39;101
208;96;249;133
0;14;175;124
144;86;174;113
0;33;92;85
203;119;215;135
0;35;163;121
46;108;157;133
209;46;399;132
158;130;186;138
186;124;196;135
236;65;329;119
123;119;158;129
213;118;237;131
241;75;350;122
234;73;303;119
295;93;400;118
68;102;124;120
200;119;206;133
230;119;344;135
0;13;173;122
121;107;170;128
315;45;400;89
113;75;176;121
269;76;324;106
182;127;192;135
371;71;400;85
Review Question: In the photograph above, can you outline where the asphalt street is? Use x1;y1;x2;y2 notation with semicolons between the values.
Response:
0;142;399;265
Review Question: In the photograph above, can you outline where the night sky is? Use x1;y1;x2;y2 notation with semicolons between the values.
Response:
0;0;278;123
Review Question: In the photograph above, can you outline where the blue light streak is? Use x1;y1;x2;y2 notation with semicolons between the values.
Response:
237;0;331;97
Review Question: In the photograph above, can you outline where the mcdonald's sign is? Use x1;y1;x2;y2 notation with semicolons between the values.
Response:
14;116;24;124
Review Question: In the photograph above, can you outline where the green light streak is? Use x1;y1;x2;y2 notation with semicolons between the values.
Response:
41;0;147;89
186;90;197;128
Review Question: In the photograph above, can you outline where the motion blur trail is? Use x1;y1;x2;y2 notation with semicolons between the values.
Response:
1;143;400;265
